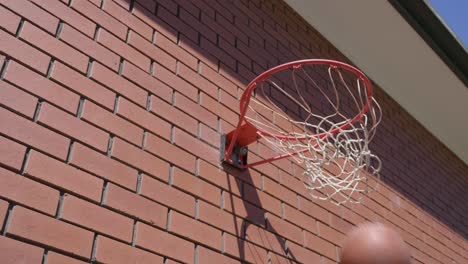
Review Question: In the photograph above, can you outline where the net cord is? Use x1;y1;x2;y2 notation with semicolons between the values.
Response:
246;65;382;205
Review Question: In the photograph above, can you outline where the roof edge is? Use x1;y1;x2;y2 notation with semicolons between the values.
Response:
389;0;468;87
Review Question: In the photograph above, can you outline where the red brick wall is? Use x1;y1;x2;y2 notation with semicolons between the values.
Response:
0;0;467;263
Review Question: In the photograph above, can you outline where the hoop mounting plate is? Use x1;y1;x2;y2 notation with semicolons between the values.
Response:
220;134;248;169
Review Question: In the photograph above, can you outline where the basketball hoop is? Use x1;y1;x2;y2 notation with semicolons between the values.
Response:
221;59;382;205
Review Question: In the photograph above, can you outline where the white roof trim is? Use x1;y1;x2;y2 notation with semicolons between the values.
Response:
285;0;468;164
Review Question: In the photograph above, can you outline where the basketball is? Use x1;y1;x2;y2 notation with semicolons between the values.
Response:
340;222;411;264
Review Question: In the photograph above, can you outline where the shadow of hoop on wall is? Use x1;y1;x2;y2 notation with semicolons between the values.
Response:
222;164;298;263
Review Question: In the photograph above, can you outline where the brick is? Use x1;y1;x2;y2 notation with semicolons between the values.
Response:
2;0;58;34
47;252;87;264
178;63;217;98
218;62;249;88
232;1;262;26
20;22;88;73
0;166;59;215
50;62;116;111
81;100;143;146
179;8;216;44
270;252;292;264
0;135;26;171
174;92;218;130
198;200;236;234
150;95;198;135
26;150;103;202
90;62;147;107
152;62;198;101
286;241;321;264
4;61;79;114
136;222;194;263
202;0;233;22
117;97;171;140
154;30;198;71
8;206;93;258
132;2;178;44
236;64;256;88
71;0;127;40
232;164;264;189
200;92;238;126
173;128;220;164
244;223;286;254
70;143;137;190
157;5;198;43
263;177;298;207
155;0;178;14
284;204;317;234
329;213;354;235
197;160;240;195
216;11;248;45
200;36;236;70
223;195;265;226
298;197;331;224
30;0;96;38
113;0;130;10
38;103;109;152
179;34;219;70
59;24;119;71
95;236;164;264
0;5;21;34
237;39;269;70
61;195;133;242
196;0;216;19
0;81;37;118
170;211;221;249
305;231;337;260
200;62;237;97
128;30;176;71
279;170;308;195
198;11;234;45
145;133;195;172
311;196;344;220
102;0;152;41
105;183;167;228
267;214;303;245
86;0;102;6
0;235;44;263
198;246;238;264
243;184;282;216
98;29;150;72
199;123;219;147
0;199;8;227
0;30;51;75
135;0;156;12
173;168;220;205
165;260;181;264
317;222;345;246
0;107;70;159
247;154;280;182
121;61;172;103
224;233;268;263
112;137;169;179
140;174;195;216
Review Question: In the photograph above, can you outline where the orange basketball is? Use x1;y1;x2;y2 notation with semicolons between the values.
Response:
340;222;411;264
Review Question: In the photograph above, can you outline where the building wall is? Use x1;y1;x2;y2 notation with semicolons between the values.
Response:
0;0;466;263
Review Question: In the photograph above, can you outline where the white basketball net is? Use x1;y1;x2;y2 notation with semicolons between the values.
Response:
246;64;382;205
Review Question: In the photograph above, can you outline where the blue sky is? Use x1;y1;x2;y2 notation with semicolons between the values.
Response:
427;0;468;47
